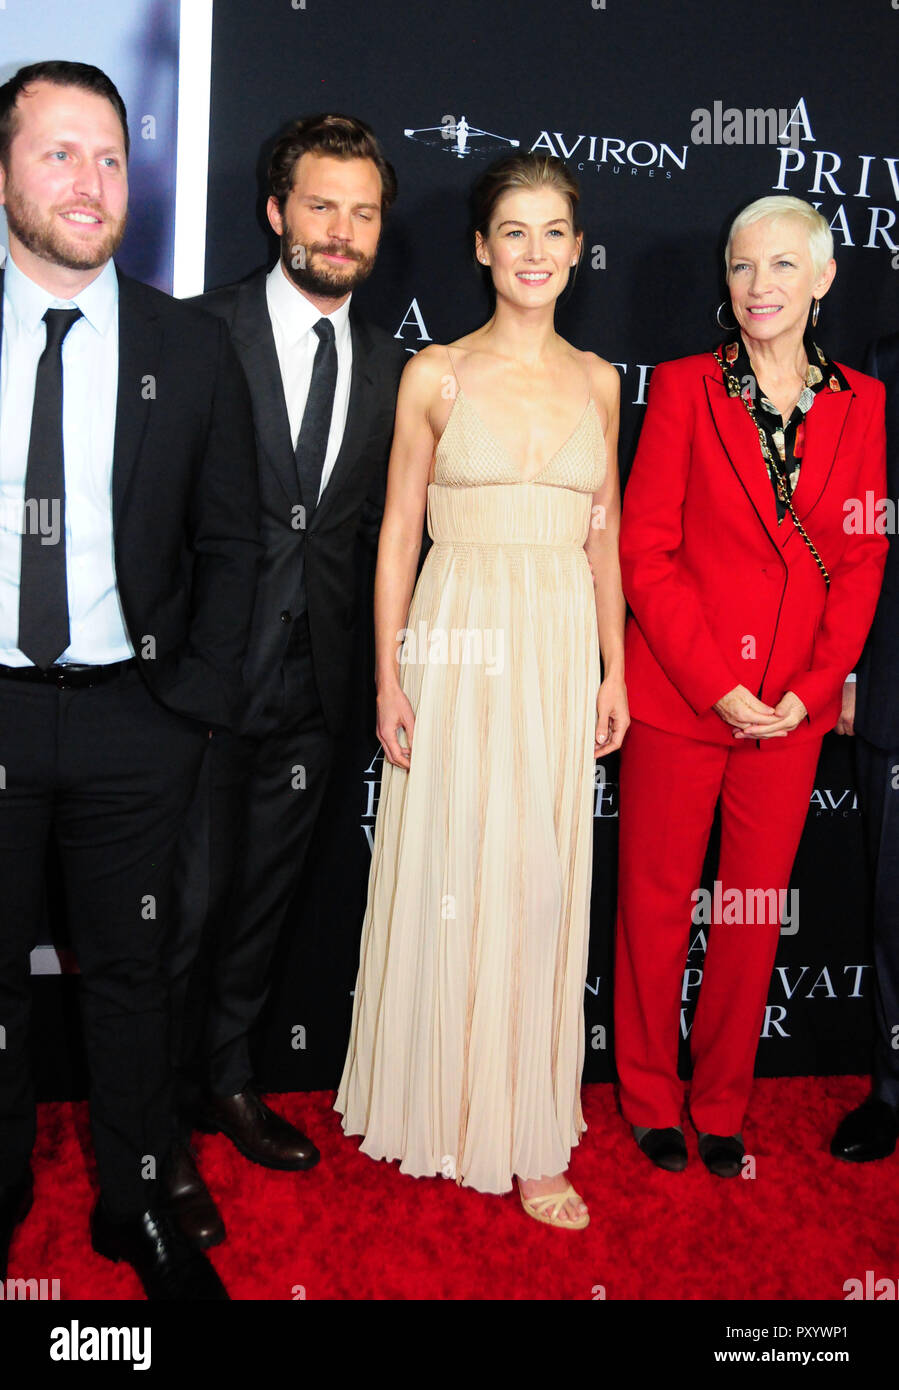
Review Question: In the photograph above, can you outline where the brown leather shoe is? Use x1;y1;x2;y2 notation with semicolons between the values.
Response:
162;1141;225;1249
196;1088;320;1171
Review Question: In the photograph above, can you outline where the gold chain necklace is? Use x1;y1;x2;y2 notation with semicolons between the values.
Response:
714;347;830;590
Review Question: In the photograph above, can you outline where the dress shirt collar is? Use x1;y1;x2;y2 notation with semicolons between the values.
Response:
718;329;848;414
266;259;352;348
3;252;118;336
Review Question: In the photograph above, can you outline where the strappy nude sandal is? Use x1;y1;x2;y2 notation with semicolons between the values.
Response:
518;1182;590;1230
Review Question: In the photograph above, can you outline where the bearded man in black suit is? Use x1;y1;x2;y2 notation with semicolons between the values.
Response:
165;115;406;1245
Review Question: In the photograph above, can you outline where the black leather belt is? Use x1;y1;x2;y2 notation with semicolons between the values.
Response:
0;658;136;688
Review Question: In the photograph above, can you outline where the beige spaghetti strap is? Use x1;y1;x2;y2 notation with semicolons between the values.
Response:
445;345;462;398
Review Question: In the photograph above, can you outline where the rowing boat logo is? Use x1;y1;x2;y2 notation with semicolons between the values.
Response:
403;115;520;159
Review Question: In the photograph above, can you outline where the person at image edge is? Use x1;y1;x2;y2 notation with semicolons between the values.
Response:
832;328;899;1165
0;61;260;1299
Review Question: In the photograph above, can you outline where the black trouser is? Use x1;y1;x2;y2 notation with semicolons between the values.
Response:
855;735;899;1109
0;668;206;1218
170;610;335;1117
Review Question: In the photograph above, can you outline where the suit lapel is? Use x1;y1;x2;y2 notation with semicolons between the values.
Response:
229;271;298;506
113;268;162;525
787;387;854;525
310;311;378;531
704;373;781;546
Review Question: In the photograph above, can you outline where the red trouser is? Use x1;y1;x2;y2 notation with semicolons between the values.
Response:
614;719;821;1135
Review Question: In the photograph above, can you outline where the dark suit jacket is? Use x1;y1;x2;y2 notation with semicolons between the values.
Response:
0;264;261;729
620;351;888;744
855;332;899;750
190;267;405;736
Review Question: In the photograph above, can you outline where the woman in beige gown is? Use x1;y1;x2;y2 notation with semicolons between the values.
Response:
335;153;627;1229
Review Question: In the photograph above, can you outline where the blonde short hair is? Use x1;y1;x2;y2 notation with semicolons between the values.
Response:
725;195;834;278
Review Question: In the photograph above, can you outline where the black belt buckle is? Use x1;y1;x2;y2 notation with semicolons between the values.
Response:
54;659;135;689
52;664;90;689
0;658;135;688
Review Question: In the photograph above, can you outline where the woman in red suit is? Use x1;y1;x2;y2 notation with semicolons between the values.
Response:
615;195;888;1177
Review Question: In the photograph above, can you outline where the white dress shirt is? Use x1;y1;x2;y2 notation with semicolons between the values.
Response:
265;261;353;502
0;255;131;666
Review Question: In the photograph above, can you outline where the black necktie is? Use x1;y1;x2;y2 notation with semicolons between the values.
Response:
294;317;337;515
18;307;82;669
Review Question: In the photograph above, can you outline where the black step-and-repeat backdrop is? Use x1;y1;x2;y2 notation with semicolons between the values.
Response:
33;0;899;1098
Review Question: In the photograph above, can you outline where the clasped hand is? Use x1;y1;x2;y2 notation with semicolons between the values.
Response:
713;684;807;739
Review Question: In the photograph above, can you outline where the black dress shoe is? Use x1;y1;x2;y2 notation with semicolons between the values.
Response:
831;1097;899;1163
90;1200;229;1300
196;1087;320;1171
162;1141;225;1249
0;1168;34;1280
634;1126;688;1172
698;1132;744;1178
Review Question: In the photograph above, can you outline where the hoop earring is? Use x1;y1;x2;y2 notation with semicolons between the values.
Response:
811;298;820;327
716;300;737;331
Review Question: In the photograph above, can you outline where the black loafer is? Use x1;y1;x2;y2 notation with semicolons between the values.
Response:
635;1126;688;1172
91;1200;229;1300
831;1098;898;1163
698;1132;744;1178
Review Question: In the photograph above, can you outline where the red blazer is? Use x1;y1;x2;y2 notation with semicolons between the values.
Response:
620;351;888;745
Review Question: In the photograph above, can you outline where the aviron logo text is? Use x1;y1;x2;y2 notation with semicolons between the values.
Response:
531;131;687;176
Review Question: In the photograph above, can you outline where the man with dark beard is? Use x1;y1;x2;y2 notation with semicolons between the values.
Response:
0;62;260;1297
164;116;406;1245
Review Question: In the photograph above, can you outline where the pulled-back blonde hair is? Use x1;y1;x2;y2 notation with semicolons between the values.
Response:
472;153;583;244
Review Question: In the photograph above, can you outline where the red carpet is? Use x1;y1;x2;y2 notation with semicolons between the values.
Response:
9;1076;898;1300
